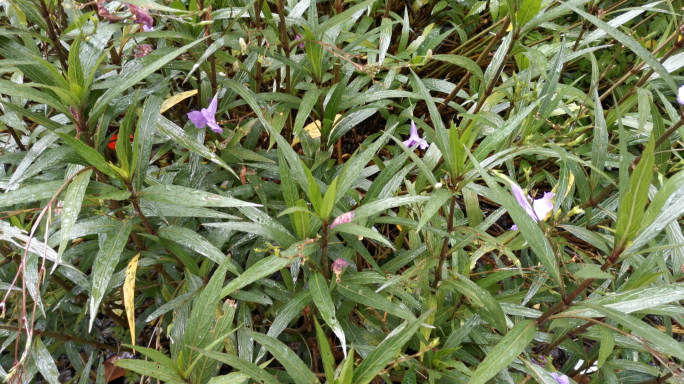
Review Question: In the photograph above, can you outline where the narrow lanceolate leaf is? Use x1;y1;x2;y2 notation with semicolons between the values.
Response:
156;115;237;177
614;135;655;250
89;219;132;331
352;310;433;384
337;282;415;321
314;317;335;384
158;225;227;265
134;94;163;192
446;273;507;334
56;168;92;270
310;272;347;357
249;332;319;384
55;132;122;180
124;253;140;348
34;338;61;384
0;181;64;208
470;153;563;289
220;254;295;298
183;261;230;379
468;320;536;384
90;37;208;120
140;184;259;208
114;360;187;384
565;3;677;92
188;347;280;384
583;303;684;361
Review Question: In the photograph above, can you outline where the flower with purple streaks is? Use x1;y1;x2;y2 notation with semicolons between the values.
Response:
187;93;222;133
510;182;555;230
329;211;354;229
332;258;350;282
134;44;153;58
678;85;684;105
128;4;153;31
403;120;429;150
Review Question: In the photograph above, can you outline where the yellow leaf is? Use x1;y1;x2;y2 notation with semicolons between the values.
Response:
291;114;343;146
124;253;141;348
160;90;198;113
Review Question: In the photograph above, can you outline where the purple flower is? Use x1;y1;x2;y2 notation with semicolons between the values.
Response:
329;211;354;229
678;85;684;105
128;4;153;31
403;120;429;150
134;44;153;58
294;34;305;49
510;183;555;230
332;258;350;282
187;93;222;133
550;372;570;384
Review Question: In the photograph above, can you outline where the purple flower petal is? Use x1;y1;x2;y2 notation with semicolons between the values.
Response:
511;224;518;230
511;183;537;220
128;4;153;30
330;211;354;229
207;93;218;115
403;120;429;149
207;122;223;134
550;372;570;384
142;25;154;32
187;110;207;128
678;85;684;105
532;192;555;221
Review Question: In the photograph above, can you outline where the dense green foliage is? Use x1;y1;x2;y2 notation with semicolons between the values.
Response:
1;0;684;383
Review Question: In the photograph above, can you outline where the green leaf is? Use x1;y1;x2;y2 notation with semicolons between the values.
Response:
582;303;684;361
337;282;415;321
433;55;484;81
134;94;163;192
158;225;228;266
615;134;655;249
517;0;542;26
140;184;258;208
416;189;452;232
156;115;238;177
352;310;433;384
310;271;347;356
55;132;122;180
446;273;507;334
34;338;61;384
188;347;280;384
468;320;536;384
250;332;319;384
330;223;394;249
123;345;181;375
469;154;563;290
89;219;132;331
56;169;93;270
183;261;231;380
220;253;302;298
574;264;612;280
90;36;209;120
0;180;61;210
597;325;614;368
114;359;187;384
314;317;335;384
293;89;322;137
565;3;677;93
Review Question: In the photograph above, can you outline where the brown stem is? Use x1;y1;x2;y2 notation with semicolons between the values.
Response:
38;0;69;73
6;125;27;151
432;195;457;289
321;221;330;280
438;16;510;112
0;325;131;353
540;319;600;355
